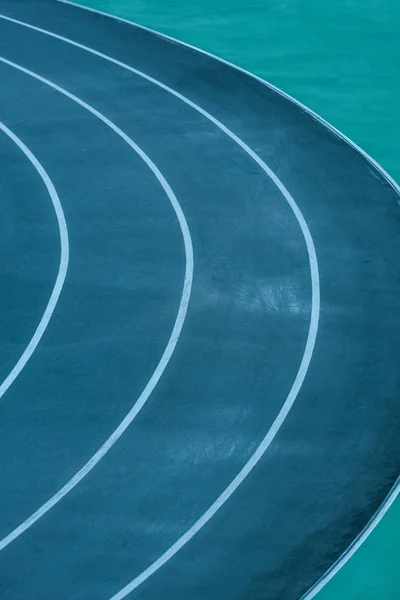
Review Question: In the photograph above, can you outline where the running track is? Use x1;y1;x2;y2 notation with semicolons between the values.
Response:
0;1;399;598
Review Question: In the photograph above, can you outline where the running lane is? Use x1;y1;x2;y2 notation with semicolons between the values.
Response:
0;2;399;600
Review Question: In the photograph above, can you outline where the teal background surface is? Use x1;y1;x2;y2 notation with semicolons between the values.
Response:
71;1;400;597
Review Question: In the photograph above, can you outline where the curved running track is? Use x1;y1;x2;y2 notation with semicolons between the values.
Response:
0;1;399;599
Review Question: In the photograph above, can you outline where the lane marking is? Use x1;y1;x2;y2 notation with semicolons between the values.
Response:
0;121;69;402
49;3;400;596
0;11;320;597
0;56;194;552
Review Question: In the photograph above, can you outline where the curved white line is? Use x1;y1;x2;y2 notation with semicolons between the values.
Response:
0;11;320;597
47;3;400;597
0;56;194;552
0;121;69;402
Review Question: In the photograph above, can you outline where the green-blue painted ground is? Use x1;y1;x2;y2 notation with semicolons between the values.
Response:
71;1;400;598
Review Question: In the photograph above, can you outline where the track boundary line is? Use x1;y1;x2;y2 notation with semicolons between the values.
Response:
0;11;320;598
47;2;400;597
301;474;400;598
0;120;69;403
0;55;194;552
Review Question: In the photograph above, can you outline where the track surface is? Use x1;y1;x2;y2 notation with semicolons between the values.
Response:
0;1;399;599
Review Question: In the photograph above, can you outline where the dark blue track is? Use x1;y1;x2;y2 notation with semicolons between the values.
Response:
0;2;399;599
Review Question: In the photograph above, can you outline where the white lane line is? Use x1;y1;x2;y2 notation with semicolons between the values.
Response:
0;10;320;598
49;3;400;596
0;121;69;402
0;56;194;552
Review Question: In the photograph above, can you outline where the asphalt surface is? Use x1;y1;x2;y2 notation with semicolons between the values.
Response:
0;1;399;599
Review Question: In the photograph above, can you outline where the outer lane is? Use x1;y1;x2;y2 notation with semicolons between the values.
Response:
0;2;399;600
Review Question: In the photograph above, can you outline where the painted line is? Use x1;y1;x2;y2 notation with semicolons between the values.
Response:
49;2;400;597
0;121;69;403
0;55;194;552
0;10;320;597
